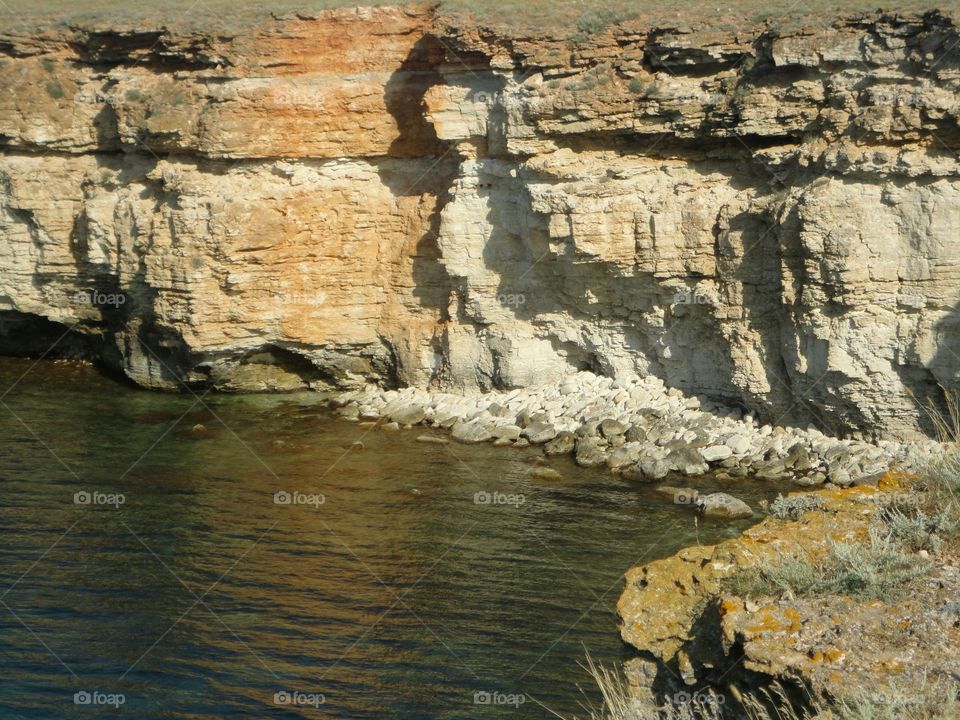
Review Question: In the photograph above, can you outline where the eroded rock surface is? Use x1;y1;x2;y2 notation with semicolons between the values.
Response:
616;477;960;708
3;7;960;438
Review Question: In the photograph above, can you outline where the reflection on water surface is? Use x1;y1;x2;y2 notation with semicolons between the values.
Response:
0;359;776;718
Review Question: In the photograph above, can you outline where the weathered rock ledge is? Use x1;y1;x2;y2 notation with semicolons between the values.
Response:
331;371;939;484
616;476;960;710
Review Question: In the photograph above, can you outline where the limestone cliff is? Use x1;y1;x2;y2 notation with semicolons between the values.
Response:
2;5;960;438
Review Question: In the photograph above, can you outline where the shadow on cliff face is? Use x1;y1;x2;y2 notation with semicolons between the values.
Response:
376;34;461;384
463;157;749;397
373;31;749;394
383;35;447;161
911;301;960;437
731;193;850;435
63;177;196;389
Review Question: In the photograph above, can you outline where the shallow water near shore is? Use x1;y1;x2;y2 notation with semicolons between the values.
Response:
0;359;785;719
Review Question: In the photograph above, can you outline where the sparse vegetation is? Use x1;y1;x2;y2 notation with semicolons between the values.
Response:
732;389;960;601
770;493;824;520
577;655;959;720
830;684;959;720
125;88;144;102
910;386;960;550
917;385;960;444
13;0;950;37
572;76;599;91
567;65;615;92
574;8;630;37
575;655;737;720
920;452;960;516
628;77;659;96
45;81;64;99
725;528;930;600
41;57;55;72
877;506;956;553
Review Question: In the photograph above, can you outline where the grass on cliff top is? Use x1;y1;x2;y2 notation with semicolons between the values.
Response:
725;527;931;601
438;0;949;34
2;0;952;34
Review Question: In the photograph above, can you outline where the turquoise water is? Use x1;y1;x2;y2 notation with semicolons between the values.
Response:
0;359;774;719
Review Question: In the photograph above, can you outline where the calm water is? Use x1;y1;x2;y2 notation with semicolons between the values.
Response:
0;359;776;719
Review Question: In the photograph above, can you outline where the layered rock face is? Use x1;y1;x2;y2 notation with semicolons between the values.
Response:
2;6;960;437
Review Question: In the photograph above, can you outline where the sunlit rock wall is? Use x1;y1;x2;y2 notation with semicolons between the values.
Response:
2;5;960;438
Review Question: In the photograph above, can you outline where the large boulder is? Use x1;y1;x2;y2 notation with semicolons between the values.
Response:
575;437;608;467
544;431;576;455
637;457;671;480
490;424;522;441
667;444;709;475
524;421;558;444
599;418;628;439
695;492;753;519
607;443;642;470
451;420;493;444
389;404;426;426
700;445;733;462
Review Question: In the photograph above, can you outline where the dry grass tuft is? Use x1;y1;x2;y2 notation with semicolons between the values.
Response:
576;656;959;720
724;528;931;601
770;493;825;521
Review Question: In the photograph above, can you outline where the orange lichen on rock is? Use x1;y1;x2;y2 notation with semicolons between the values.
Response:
618;482;960;706
745;606;802;634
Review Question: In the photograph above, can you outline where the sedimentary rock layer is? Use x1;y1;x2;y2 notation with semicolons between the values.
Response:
2;5;960;438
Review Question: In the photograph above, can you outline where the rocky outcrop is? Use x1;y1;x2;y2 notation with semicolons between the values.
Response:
616;476;960;709
3;6;960;438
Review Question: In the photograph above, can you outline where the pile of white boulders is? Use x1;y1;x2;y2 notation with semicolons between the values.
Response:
329;371;940;486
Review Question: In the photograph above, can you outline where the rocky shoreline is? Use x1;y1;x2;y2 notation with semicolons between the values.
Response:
333;371;959;710
331;372;939;487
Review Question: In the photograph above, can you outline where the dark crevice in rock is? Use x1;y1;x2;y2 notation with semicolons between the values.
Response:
0;310;102;361
66;31;227;71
